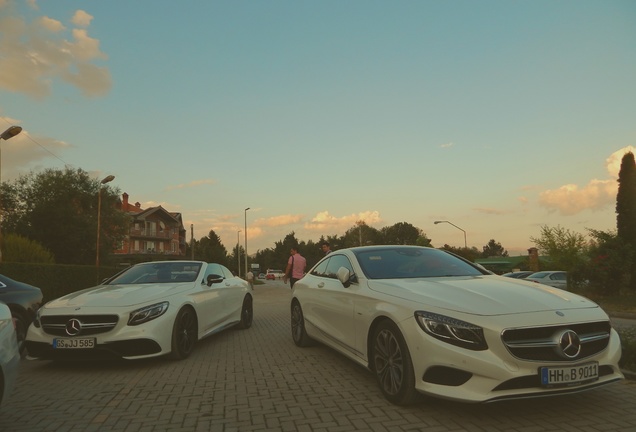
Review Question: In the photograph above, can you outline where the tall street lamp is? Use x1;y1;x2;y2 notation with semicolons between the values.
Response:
237;230;241;276
244;207;250;278
434;220;467;248
96;175;115;270
0;126;23;263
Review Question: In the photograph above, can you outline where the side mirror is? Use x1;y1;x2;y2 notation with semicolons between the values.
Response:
206;274;224;286
336;267;355;288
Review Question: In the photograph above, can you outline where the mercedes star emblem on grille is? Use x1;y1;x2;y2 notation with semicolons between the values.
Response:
557;330;581;359
65;318;82;336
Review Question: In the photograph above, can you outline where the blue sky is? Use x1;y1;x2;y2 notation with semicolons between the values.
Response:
1;0;635;256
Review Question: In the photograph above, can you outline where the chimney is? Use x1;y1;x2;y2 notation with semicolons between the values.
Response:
527;247;539;272
122;193;129;208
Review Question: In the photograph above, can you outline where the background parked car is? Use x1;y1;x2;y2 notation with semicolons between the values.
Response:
0;302;20;406
266;270;285;280
525;271;568;290
258;273;266;279
502;271;534;279
26;261;253;361
0;274;43;357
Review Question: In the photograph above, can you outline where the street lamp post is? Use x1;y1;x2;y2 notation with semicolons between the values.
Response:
434;220;467;248
0;126;23;263
96;175;115;271
237;230;241;276
244;207;250;278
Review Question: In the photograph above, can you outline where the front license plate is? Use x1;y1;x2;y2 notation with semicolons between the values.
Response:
540;362;599;387
53;338;96;349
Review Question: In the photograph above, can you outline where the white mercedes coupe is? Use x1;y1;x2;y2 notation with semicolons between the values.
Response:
290;246;623;405
26;261;253;361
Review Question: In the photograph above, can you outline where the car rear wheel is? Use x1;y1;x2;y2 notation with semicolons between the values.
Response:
169;306;198;360
238;295;253;329
371;320;417;405
291;301;312;347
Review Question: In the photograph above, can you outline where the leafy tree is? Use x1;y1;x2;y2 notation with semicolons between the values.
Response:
2;233;54;263
193;230;229;266
0;168;128;265
439;244;481;262
582;229;632;296
415;234;433;247
341;221;382;248
530;225;588;286
381;222;422;245
616;151;636;290
481;239;508;258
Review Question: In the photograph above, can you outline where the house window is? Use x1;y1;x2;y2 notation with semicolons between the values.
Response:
159;242;164;253
134;240;140;252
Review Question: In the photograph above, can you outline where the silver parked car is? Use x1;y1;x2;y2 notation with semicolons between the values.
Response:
525;271;568;290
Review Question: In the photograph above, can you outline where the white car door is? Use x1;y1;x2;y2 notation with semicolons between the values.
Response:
197;263;236;334
304;254;358;355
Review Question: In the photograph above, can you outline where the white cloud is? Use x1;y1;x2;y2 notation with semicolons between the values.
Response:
0;6;111;98
537;146;635;216
539;180;616;215
305;210;382;232
606;146;636;178
71;10;93;28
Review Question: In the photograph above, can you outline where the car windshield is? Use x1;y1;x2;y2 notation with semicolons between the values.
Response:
354;247;485;279
107;262;203;284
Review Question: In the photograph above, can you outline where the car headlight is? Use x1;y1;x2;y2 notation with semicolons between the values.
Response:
33;306;43;328
414;311;487;351
128;302;169;326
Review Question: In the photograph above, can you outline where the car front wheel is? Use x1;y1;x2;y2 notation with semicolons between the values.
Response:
238;295;253;329
170;306;198;360
291;301;312;347
12;312;27;359
371;320;417;405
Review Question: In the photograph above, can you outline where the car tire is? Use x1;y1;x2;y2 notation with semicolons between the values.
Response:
291;301;312;347
169;306;198;360
12;311;27;359
371;320;418;405
238;295;253;329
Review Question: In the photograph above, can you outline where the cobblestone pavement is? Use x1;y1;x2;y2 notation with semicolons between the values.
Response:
2;280;636;432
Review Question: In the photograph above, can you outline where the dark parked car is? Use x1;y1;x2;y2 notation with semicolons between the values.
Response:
0;274;43;357
501;271;534;279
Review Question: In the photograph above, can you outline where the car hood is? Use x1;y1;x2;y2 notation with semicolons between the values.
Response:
43;283;194;309
366;275;599;316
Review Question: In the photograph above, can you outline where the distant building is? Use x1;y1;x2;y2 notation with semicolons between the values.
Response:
112;193;187;263
475;247;551;274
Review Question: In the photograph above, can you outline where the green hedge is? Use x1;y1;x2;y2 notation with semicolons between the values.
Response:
0;262;122;303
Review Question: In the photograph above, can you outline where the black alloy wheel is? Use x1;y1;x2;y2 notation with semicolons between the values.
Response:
170;307;198;360
238;295;253;329
372;320;417;405
291;301;312;347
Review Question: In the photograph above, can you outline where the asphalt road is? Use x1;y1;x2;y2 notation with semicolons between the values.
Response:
1;279;636;432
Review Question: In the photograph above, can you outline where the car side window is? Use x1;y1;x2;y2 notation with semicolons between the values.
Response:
552;272;566;281
324;254;354;280
219;265;233;279
311;259;329;277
